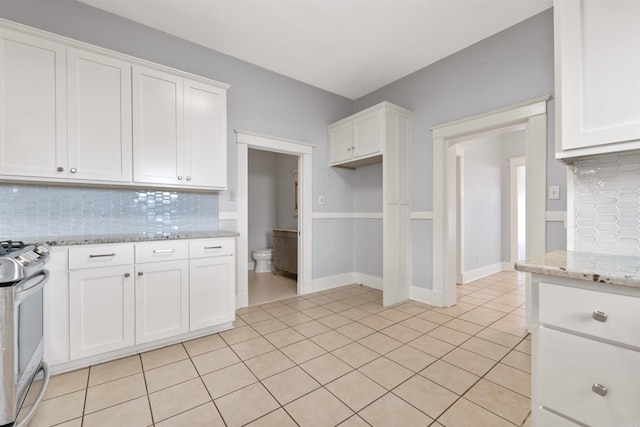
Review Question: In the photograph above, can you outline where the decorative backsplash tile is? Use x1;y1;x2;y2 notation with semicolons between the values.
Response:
573;151;640;256
0;184;218;240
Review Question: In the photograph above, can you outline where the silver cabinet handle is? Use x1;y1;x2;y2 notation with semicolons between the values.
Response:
124;273;130;278
592;383;608;397
592;310;608;322
153;249;175;254
70;168;77;174
186;176;191;181
204;246;223;250
138;272;143;276
89;253;116;258
56;166;64;172
177;175;183;180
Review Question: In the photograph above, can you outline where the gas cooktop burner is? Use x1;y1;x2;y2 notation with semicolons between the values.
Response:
0;240;25;256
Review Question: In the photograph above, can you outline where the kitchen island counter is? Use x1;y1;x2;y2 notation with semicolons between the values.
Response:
515;249;640;289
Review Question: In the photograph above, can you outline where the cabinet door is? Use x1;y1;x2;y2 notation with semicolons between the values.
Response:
189;255;235;330
556;0;640;153
274;236;289;272
135;260;189;344
0;29;66;178
352;109;382;158
67;48;132;182
69;265;134;359
288;237;298;274
132;66;184;185
329;121;353;164
184;79;227;189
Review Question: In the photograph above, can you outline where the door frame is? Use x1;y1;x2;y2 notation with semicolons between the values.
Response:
509;156;526;267
432;96;549;307
236;130;313;308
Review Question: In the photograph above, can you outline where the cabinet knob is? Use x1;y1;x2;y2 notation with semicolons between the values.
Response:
178;176;183;180
124;273;130;278
347;147;351;152
137;272;143;276
592;383;608;397
57;167;64;172
186;176;191;181
592;310;608;322
70;168;77;174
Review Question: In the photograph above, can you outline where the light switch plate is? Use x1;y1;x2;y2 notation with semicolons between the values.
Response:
548;185;560;200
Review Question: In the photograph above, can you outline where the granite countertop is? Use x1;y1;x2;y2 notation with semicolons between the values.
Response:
515;250;640;288
28;230;239;246
273;228;298;232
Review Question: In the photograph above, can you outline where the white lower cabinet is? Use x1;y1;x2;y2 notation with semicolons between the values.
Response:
135;260;189;344
532;276;640;427
65;237;236;365
69;265;135;359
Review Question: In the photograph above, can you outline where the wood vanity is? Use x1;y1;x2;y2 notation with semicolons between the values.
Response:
273;229;297;275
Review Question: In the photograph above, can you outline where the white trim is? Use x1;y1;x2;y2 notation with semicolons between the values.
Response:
410;211;434;220
311;212;383;219
312;273;357;293
354;273;383;291
410;286;433;306
460;262;510;284
236;130;313;308
432;96;550;307
545;211;566;222
509;156;526;268
218;211;238;221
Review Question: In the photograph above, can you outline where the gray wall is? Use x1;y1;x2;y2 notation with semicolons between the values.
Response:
353;8;567;289
247;149;298;263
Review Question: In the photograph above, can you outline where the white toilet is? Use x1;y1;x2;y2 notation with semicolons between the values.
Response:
252;249;273;273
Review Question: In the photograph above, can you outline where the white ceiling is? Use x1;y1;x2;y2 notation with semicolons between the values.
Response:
78;0;552;100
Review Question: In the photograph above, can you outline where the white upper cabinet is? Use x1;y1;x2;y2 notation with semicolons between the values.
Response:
0;21;228;189
67;48;132;182
133;66;228;189
555;0;640;160
0;28;66;178
329;107;383;168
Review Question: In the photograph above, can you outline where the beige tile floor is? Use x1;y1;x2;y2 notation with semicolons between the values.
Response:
248;270;297;306
24;271;532;427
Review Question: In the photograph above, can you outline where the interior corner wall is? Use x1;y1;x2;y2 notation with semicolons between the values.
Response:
353;8;564;289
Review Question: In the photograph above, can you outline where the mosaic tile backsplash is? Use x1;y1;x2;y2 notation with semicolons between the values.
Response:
573;151;640;256
0;184;218;240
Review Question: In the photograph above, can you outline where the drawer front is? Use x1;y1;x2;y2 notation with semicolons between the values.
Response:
538;327;640;426
135;240;189;263
539;282;640;348
189;238;235;258
274;230;296;239
68;244;134;270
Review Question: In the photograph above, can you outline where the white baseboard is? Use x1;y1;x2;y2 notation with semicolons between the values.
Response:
354;273;383;290
461;262;507;284
311;272;357;293
410;286;434;305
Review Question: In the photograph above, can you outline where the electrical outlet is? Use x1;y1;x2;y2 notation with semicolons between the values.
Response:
228;191;235;201
319;196;324;205
548;185;560;200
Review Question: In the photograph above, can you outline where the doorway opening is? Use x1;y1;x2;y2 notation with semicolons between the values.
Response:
236;131;313;309
432;96;549;307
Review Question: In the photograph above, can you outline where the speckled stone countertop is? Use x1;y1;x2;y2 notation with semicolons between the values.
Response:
27;230;239;247
515;250;640;288
273;228;298;232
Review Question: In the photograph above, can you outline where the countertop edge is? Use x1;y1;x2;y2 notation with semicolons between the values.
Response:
32;230;239;246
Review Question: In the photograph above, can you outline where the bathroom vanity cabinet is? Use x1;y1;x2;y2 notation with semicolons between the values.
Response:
273;229;297;275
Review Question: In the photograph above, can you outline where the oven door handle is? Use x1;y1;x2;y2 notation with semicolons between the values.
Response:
14;361;50;427
15;270;49;303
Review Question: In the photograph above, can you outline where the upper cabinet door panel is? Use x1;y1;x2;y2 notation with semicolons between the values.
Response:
184;79;227;189
352;109;382;158
329;121;353;164
556;0;640;153
0;29;66;178
133;66;183;185
67;48;132;182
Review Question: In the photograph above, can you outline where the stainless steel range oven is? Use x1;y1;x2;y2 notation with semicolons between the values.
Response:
0;241;50;427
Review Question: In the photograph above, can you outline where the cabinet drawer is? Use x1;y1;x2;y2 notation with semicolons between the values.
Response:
539;282;640;348
189;238;235;258
135;240;189;263
68;244;134;270
538;327;640;426
273;230;297;239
